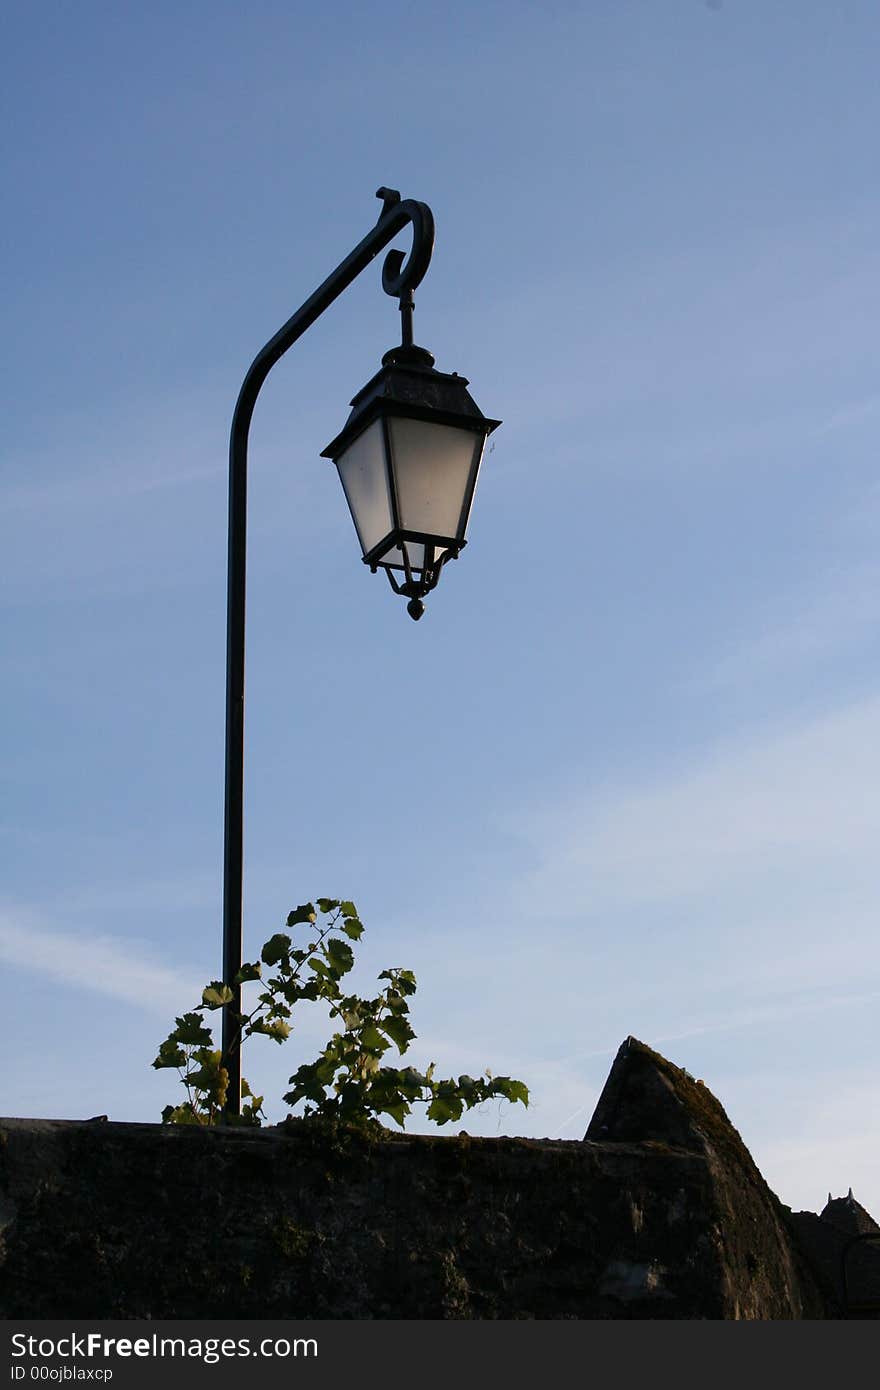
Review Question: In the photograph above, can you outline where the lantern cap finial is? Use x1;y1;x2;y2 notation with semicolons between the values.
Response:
382;342;435;369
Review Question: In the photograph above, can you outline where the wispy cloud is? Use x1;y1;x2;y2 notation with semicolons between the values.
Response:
691;561;880;694
732;1066;880;1216
504;692;880;916
539;982;880;1135
0;909;202;1014
2;459;225;515
820;393;880;436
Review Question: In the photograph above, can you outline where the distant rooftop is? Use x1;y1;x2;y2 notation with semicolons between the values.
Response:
788;1189;880;1317
820;1189;880;1239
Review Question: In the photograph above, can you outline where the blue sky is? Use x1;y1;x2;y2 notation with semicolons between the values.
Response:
3;0;879;1219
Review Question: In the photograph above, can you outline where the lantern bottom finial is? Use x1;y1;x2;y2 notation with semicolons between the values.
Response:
406;597;425;621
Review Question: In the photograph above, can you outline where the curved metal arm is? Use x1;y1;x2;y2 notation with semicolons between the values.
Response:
222;189;435;1114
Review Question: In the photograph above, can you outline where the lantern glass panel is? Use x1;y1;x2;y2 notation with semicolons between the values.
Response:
380;542;448;572
388;417;482;542
335;419;393;557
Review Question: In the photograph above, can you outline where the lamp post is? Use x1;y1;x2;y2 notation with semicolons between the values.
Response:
221;187;500;1115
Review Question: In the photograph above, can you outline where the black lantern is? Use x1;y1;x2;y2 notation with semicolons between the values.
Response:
322;342;500;619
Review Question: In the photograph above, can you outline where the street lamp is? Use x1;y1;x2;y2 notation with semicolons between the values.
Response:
221;187;500;1114
322;326;499;622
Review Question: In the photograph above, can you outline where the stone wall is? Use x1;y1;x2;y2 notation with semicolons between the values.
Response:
0;1038;832;1319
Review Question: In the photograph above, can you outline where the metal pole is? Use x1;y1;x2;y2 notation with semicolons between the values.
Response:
221;189;435;1116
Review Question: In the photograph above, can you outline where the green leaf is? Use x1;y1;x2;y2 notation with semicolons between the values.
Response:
275;979;305;1005
202;982;235;1009
426;1095;462;1125
171;1012;214;1046
186;1051;228;1099
250;1018;291;1043
284;1061;329;1106
358;1023;388;1052
286;903;317;927
340;900;358;918
381;1014;415;1054
325;937;355;975
340;918;364;940
379;968;417;996
379;1101;409;1127
232;1104;263;1127
399;1067;429;1099
262;933;292;965
235;961;262;984
314;1056;339;1085
492;1077;530;1107
316;897;339;913
161;1104;204;1126
265;1001;292;1019
152;1039;186;1069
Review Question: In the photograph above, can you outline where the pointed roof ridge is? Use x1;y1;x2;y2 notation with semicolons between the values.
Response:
820;1190;880;1237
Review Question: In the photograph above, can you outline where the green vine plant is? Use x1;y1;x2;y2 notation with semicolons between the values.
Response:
153;898;529;1130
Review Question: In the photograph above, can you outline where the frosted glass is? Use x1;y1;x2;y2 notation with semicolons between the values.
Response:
335;420;394;557
388;418;481;541
379;542;448;572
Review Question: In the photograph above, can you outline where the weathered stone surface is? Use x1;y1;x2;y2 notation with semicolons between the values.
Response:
585;1037;828;1319
0;1038;830;1319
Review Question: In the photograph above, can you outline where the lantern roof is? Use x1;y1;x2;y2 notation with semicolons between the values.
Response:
321;343;501;462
